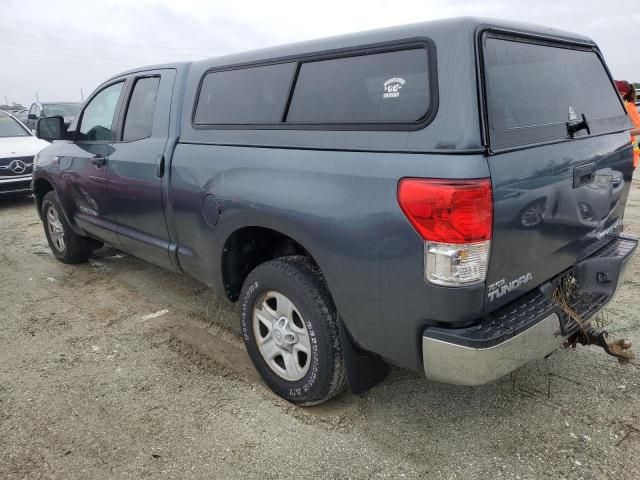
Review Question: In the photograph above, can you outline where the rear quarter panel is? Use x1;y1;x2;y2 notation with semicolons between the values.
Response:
169;144;490;369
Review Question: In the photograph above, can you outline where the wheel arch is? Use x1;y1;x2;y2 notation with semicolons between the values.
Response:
32;177;84;236
221;225;325;302
228;231;390;396
32;177;55;219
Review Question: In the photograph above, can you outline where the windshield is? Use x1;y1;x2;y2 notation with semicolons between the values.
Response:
0;114;30;137
44;103;81;117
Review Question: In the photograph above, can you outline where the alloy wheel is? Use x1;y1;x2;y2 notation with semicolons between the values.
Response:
252;290;311;381
46;205;65;253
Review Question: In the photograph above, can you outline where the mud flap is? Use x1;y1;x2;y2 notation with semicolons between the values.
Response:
337;319;389;394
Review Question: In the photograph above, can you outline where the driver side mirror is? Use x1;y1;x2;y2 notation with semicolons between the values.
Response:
36;116;65;142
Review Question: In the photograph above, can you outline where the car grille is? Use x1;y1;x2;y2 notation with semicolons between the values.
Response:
0;180;31;193
0;156;34;177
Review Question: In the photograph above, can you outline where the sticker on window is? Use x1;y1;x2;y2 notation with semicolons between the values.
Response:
568;106;578;121
383;77;406;98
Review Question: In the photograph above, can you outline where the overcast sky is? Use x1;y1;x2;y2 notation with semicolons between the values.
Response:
1;0;639;107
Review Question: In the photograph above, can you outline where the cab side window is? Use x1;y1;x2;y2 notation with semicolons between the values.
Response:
122;76;160;141
77;82;124;142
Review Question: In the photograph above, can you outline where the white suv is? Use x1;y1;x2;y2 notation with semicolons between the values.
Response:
0;111;49;197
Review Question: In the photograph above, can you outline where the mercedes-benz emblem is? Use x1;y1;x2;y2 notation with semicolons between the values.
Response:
9;160;27;174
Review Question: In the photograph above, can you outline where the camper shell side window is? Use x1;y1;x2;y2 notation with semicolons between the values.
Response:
192;40;438;131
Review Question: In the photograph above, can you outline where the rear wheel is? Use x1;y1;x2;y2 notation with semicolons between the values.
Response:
240;256;346;405
42;191;93;264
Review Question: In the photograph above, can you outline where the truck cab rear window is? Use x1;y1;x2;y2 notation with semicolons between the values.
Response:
286;49;431;124
483;36;625;144
194;62;296;124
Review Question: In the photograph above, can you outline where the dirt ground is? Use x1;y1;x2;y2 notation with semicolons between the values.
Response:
1;182;640;480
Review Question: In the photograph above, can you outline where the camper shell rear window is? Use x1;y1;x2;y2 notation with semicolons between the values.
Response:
192;41;438;131
481;31;627;150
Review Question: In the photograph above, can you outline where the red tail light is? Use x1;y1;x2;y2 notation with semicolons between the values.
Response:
397;178;493;243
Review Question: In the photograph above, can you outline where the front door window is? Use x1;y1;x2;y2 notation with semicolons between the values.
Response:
77;82;124;142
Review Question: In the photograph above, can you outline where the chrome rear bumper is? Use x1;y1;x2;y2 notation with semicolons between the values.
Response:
422;235;637;386
423;313;563;385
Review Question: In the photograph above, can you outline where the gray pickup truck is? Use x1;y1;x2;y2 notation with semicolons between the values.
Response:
32;17;637;405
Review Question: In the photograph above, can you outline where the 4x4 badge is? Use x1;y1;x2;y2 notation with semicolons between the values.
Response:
568;106;578;121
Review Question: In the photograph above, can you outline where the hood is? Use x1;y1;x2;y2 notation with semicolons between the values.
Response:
0;135;50;158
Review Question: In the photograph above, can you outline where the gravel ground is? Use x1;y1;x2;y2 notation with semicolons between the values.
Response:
1;181;640;480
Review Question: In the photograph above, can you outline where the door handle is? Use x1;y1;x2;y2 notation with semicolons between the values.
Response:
155;155;165;178
90;154;107;167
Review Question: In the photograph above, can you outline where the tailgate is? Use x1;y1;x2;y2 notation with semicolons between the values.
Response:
480;30;634;312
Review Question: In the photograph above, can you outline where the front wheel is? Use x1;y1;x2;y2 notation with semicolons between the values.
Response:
41;191;93;264
240;256;346;405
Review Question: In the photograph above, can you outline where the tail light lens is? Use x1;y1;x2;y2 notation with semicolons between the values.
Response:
397;178;493;286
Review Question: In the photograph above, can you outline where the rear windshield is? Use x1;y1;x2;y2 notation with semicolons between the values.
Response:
484;36;625;138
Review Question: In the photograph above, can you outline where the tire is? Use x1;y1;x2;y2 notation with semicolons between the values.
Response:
41;191;93;264
240;256;347;405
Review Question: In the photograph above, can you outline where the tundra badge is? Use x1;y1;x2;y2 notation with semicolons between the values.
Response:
487;273;533;302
